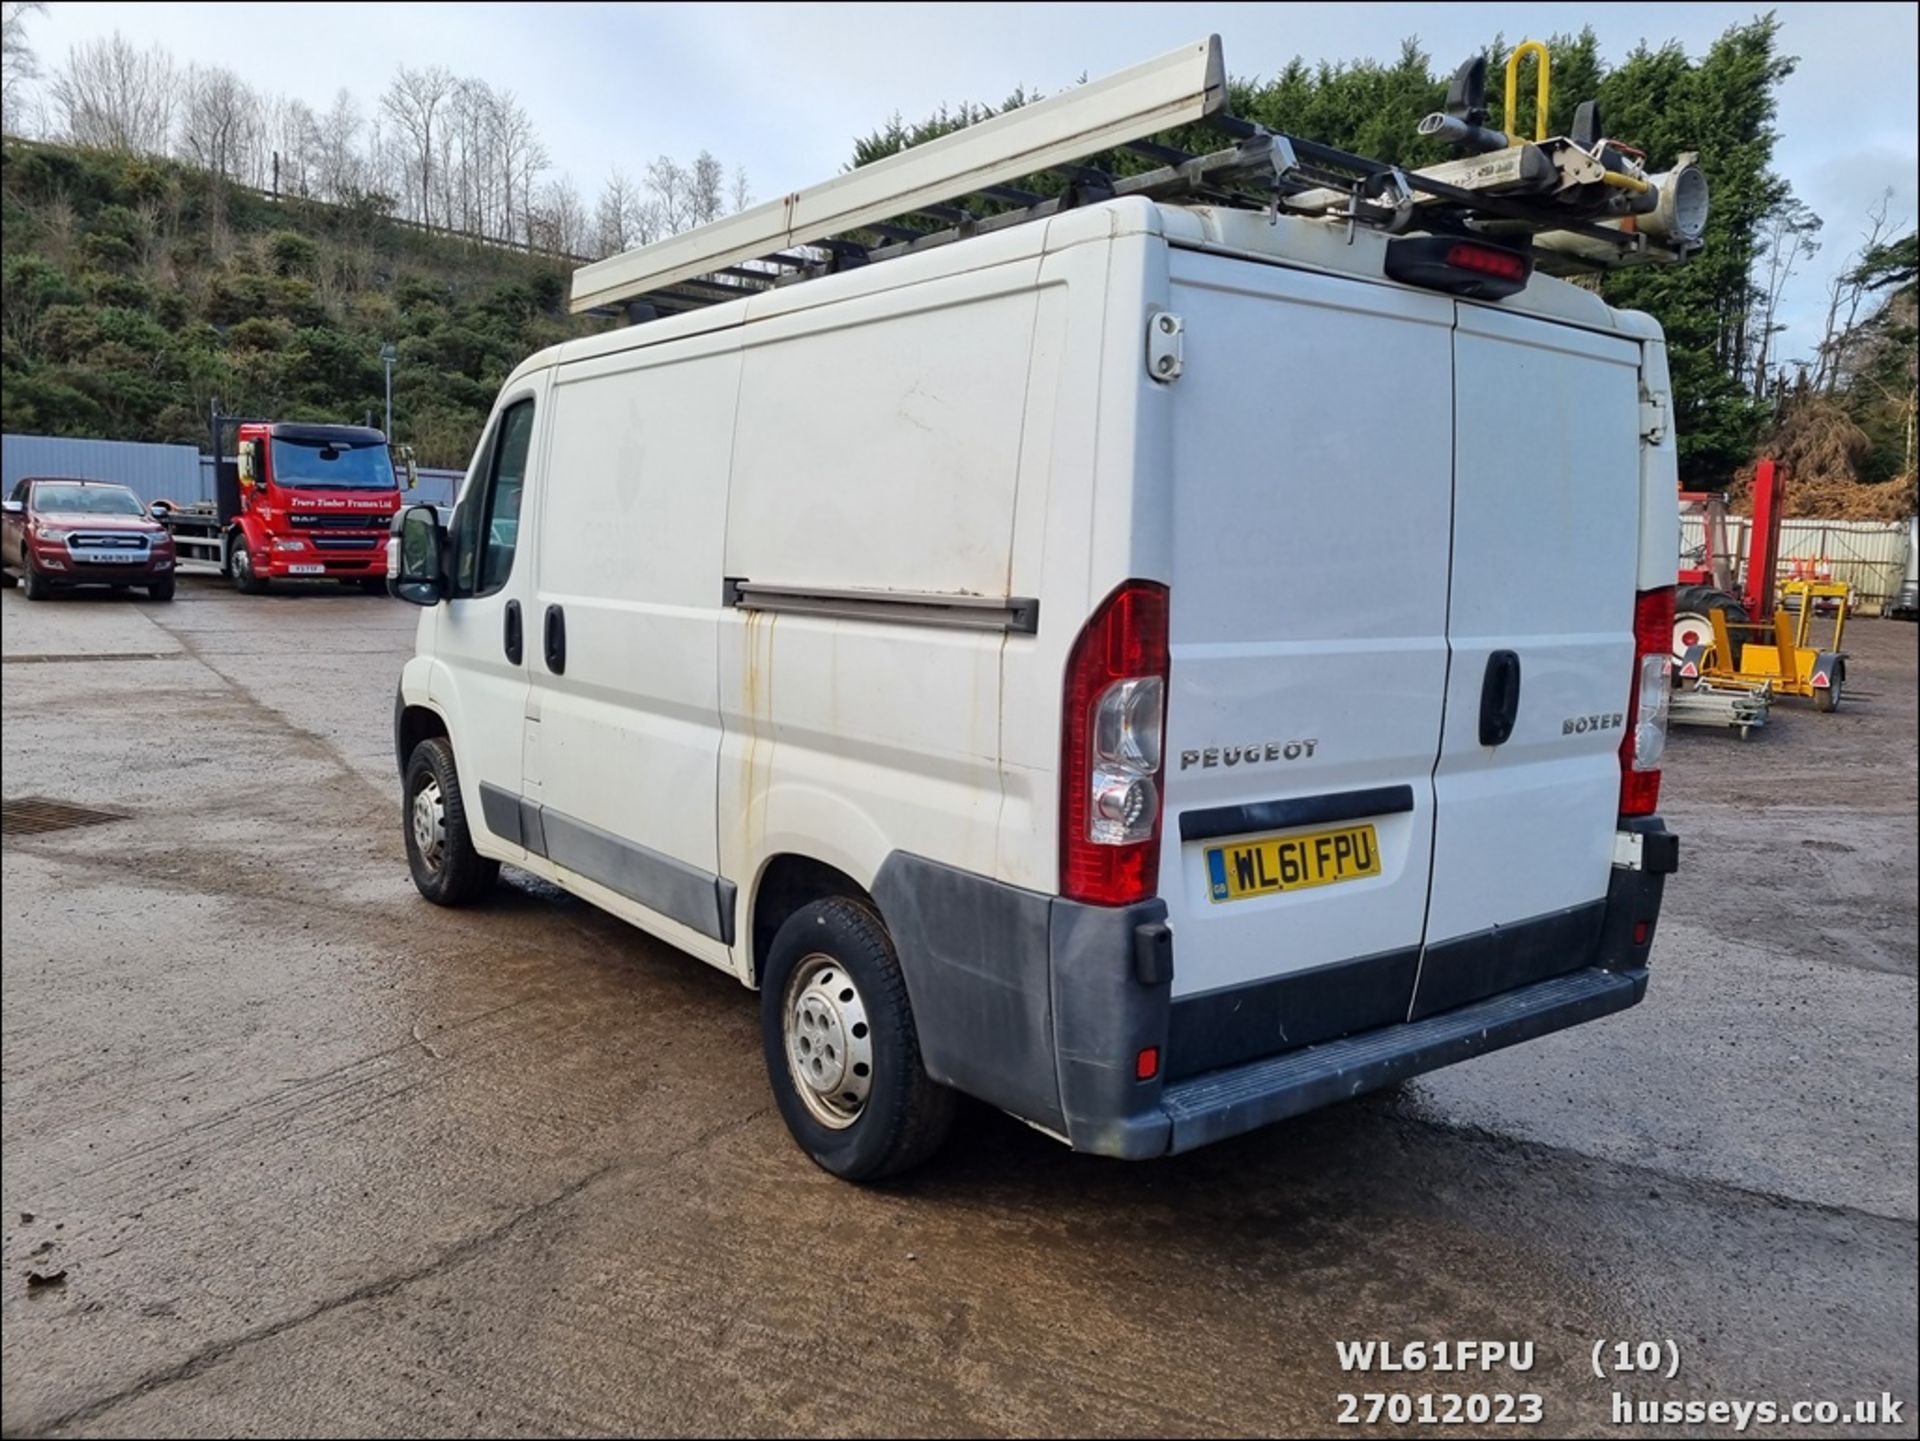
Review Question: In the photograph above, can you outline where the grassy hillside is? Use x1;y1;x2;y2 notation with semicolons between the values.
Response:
2;139;603;467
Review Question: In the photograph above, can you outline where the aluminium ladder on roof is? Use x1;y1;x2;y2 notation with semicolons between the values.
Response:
570;34;1708;324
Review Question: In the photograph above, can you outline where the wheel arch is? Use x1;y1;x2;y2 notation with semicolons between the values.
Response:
394;698;450;776
749;852;876;989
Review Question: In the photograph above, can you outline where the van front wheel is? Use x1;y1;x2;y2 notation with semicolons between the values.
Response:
761;899;956;1182
403;737;499;905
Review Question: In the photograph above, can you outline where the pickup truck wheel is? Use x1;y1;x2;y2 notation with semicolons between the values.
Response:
761;899;956;1182
403;737;498;905
22;561;53;601
146;579;175;602
229;535;268;594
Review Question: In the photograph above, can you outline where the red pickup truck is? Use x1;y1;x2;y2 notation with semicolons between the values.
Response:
2;476;178;601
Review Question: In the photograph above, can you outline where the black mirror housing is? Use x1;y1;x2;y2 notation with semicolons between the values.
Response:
388;503;445;606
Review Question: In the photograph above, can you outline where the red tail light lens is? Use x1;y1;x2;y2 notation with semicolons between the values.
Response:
1061;580;1170;906
1620;586;1674;816
1444;243;1530;281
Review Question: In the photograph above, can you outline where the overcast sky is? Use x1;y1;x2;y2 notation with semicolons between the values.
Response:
18;2;1920;363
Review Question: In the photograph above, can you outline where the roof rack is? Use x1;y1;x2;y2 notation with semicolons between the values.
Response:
571;36;1709;323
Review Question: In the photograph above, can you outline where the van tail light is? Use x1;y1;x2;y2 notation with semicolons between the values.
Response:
1061;580;1169;906
1383;236;1533;299
1620;586;1674;817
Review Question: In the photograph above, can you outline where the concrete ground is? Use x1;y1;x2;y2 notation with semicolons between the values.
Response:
2;578;1914;1438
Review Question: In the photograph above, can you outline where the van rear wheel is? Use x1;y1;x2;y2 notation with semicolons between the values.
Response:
403;737;499;905
761;899;956;1182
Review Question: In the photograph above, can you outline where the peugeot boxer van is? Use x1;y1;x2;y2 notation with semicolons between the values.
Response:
385;53;1680;1179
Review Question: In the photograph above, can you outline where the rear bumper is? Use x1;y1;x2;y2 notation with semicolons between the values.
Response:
874;817;1673;1159
1156;964;1645;1154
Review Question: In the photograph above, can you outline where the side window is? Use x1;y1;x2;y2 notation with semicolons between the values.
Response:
13;479;32;507
451;398;535;598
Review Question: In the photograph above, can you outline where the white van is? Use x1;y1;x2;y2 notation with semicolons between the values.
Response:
387;42;1683;1180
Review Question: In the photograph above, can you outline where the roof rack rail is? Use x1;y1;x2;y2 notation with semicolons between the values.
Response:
571;36;1709;323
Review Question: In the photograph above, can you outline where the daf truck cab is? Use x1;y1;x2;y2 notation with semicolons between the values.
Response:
385;37;1683;1181
154;422;412;593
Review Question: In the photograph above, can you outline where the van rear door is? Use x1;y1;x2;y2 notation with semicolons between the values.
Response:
1409;304;1641;1018
1157;251;1454;1079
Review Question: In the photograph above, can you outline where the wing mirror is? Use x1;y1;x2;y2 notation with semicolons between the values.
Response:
387;503;445;606
394;443;419;491
1;499;22;516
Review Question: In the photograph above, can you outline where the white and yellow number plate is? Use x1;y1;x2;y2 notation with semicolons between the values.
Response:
1206;824;1381;904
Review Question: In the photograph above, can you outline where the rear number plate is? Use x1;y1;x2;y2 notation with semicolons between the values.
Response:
288;563;326;575
1206;824;1381;903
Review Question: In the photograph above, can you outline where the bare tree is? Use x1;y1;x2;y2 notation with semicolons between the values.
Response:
1814;192;1899;394
178;65;258;182
486;89;542;245
1749;198;1821;400
730;164;751;214
51;32;175;153
2;0;48;134
593;167;645;257
315;88;364;201
533;172;587;257
689;149;724;227
644;154;688;236
267;96;321;197
381;64;455;227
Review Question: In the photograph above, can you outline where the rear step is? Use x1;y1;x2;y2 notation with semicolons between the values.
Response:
1159;965;1647;1153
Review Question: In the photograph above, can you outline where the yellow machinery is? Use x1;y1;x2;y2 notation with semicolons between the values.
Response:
1678;579;1850;712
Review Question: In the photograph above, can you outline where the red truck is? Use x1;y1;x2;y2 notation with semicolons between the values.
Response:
154;419;416;593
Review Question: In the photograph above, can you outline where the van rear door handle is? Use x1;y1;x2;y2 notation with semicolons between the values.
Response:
1478;650;1522;746
543;604;566;675
503;600;522;664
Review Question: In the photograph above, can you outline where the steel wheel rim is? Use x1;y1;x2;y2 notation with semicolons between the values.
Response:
782;953;874;1129
232;544;251;582
1672;613;1710;661
411;777;446;871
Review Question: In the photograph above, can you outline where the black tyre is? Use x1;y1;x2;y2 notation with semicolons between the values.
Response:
1814;658;1844;713
22;560;53;601
146;578;175;602
403;736;499;906
760;898;956;1182
358;577;388;596
1674;585;1747;667
229;534;268;594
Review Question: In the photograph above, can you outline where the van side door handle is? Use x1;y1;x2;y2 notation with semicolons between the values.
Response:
503;600;522;664
1478;649;1522;747
543;604;566;675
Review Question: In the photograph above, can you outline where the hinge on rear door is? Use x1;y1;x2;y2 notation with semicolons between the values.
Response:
1147;310;1184;383
1639;391;1669;444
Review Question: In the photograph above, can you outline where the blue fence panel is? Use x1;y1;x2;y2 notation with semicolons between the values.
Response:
2;434;203;503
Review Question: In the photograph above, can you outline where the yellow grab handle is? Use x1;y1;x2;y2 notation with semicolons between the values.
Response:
1504;40;1551;143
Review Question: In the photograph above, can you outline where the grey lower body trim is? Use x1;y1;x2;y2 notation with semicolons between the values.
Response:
871;853;1065;1133
476;781;735;945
